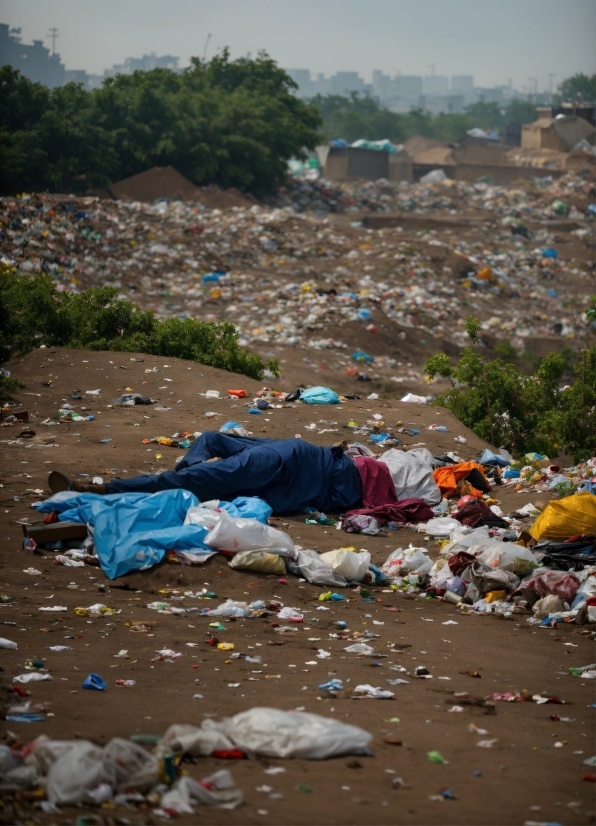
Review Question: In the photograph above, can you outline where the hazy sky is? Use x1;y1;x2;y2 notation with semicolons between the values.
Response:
2;0;595;91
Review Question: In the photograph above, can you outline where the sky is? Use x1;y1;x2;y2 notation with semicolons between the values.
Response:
2;0;595;92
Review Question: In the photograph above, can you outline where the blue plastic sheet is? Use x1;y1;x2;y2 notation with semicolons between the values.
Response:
35;489;275;580
300;386;340;404
479;448;511;468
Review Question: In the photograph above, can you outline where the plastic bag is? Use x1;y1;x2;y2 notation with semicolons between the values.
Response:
228;550;287;576
421;517;461;537
46;741;117;805
222;707;371;759
529;492;596;541
102;738;158;791
163;709;370;760
319;549;370;581
475;541;537;576
204;599;249;618
520;570;580;602
205;509;294;556
381;546;432;577
161;723;235;757
533;595;566;619
299;386;340;404
159;771;243;813
286;550;347;587
465;560;520;596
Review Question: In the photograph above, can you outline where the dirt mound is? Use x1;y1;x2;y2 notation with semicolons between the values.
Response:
402;134;447;159
108;166;203;202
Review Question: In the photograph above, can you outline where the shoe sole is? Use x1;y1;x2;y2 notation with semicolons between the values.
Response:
48;471;71;494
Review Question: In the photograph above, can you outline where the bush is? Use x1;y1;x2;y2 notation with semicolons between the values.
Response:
0;266;278;380
424;318;595;462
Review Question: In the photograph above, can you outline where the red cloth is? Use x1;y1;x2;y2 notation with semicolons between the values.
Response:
346;498;434;525
353;456;398;509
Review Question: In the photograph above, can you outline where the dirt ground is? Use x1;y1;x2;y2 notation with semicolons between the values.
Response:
1;348;594;825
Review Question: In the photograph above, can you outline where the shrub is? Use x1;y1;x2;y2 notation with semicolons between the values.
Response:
0;266;278;380
424;317;595;462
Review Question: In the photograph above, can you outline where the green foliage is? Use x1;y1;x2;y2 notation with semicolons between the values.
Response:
556;73;596;104
0;266;278;380
425;341;596;462
0;52;321;197
311;94;537;144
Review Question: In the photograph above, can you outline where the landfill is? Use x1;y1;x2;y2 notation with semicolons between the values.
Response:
0;346;595;824
1;169;595;398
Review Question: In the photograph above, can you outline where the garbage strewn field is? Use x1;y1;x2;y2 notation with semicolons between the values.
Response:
1;171;595;397
0;348;594;825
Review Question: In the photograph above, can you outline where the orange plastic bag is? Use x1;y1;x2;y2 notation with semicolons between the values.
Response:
227;389;246;398
529;492;596;541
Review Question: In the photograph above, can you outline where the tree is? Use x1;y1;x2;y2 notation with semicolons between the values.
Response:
557;73;596;104
503;99;537;124
463;100;504;131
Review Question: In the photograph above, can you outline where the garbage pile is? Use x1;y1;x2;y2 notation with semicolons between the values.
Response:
0;708;370;814
374;452;596;628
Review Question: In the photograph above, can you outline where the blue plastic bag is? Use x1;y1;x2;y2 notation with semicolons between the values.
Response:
300;386;340;405
479;448;511;468
82;673;106;691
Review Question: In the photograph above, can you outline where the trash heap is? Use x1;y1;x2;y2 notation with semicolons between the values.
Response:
0;708;371;815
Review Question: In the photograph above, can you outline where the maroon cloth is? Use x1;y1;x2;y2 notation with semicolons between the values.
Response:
346;498;434;525
453;499;506;528
448;551;477;577
353;456;398;509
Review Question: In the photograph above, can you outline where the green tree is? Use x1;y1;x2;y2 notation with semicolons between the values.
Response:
463;100;504;131
503;99;537;124
557;73;596;104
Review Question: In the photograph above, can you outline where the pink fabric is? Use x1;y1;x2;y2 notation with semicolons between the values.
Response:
516;570;580;601
353;456;398;509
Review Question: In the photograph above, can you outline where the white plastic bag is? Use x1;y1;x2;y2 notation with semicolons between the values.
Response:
286;550;347;588
222;707;371;759
474;541;537;576
161;723;235;757
319;549;370;581
46;742;117;805
205;599;250;618
420;517;461;537
102;738;159;791
205;510;294;556
159;771;243;812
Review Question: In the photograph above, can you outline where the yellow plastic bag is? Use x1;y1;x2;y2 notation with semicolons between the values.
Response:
529;492;596;541
228;550;286;576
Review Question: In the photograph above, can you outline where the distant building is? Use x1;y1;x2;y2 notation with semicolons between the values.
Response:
0;22;65;87
329;71;367;96
395;75;423;98
104;53;179;78
452;75;474;93
423;75;449;95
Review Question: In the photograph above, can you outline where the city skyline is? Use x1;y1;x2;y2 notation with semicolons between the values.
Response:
0;0;594;94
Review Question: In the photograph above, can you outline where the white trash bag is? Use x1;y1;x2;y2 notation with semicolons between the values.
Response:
205;510;294;556
319;549;370;581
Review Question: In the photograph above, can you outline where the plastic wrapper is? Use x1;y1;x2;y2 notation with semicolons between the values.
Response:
228;550;287;576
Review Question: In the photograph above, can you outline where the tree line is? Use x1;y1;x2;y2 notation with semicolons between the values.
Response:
1;54;592;197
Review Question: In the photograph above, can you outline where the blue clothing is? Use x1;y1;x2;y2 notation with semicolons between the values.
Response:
106;432;362;516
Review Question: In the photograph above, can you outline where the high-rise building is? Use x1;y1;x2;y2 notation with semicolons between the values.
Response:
451;75;474;93
423;75;449;95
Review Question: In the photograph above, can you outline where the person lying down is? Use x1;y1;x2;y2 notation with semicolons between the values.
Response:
48;432;363;517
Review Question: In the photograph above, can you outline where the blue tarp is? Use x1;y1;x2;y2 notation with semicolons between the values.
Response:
300;386;340;405
105;432;362;516
36;489;274;580
479;448;511;468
